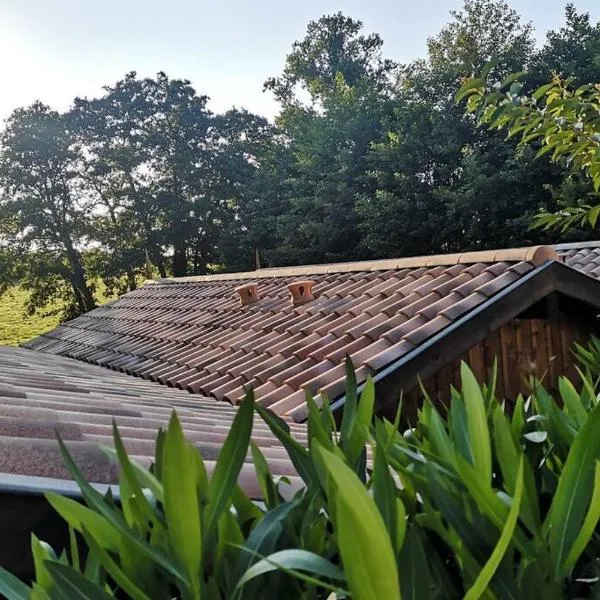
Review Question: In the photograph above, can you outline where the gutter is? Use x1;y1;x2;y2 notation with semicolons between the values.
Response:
329;260;555;414
0;472;119;499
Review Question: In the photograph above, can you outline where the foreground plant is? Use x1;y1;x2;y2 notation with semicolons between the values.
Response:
2;359;600;598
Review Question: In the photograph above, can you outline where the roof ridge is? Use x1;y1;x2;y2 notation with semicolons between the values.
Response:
151;245;559;284
554;241;600;251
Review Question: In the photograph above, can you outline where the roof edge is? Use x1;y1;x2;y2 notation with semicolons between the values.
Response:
554;240;600;251
153;245;559;284
0;472;118;499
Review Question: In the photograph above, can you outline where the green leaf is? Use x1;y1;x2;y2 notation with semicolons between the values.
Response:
101;437;164;504
312;440;401;600
255;404;314;485
340;358;358;452
545;399;600;577
499;72;526;91
533;82;557;101
55;438;188;585
455;78;484;103
373;429;400;554
454;454;530;555
162;411;202;596
562;461;600;573
399;526;431;600
31;535;57;592
588;205;600;228
205;389;254;538
492;406;540;534
44;562;114;600
232;498;300;586
559;376;588;427
461;362;492;485
81;528;151;600
234;549;346;596
464;456;525;600
0;567;32;599
44;493;120;552
250;440;279;508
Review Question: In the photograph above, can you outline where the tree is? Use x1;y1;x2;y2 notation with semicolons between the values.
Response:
358;0;564;258
264;12;394;108
457;72;600;232
264;14;395;265
0;103;96;317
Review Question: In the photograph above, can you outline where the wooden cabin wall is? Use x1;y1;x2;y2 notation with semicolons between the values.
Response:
402;315;595;412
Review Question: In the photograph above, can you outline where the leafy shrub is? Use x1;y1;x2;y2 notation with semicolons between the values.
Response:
2;360;600;598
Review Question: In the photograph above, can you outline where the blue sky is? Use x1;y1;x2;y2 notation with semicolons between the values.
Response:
1;1;599;121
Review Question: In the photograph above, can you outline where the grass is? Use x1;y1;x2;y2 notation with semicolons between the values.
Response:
0;288;61;346
0;280;124;346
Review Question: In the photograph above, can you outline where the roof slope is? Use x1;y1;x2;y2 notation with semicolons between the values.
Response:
0;346;304;498
25;246;559;421
556;241;600;278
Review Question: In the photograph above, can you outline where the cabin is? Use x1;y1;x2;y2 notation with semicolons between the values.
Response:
2;240;600;576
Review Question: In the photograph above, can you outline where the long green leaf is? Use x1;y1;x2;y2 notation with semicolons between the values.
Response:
313;440;401;600
81;527;151;600
250;440;279;509
464;456;524;600
454;455;530;555
44;562;114;600
205;390;254;537
234;549;346;595
562;461;600;574
373;425;399;554
461;362;491;485
399;526;431;600
545;399;600;577
55;437;188;584
255;404;314;484
31;535;57;592
492;406;540;534
559;377;588;427
0;567;32;600
162;411;202;598
44;493;119;552
232;498;300;587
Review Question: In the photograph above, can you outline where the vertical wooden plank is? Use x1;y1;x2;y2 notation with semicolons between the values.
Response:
560;319;577;382
498;323;512;400
507;321;521;398
550;318;564;380
544;321;560;390
532;319;549;388
467;342;486;384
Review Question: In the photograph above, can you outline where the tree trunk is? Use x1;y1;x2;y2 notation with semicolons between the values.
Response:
126;268;137;291
63;237;96;312
153;249;167;278
172;236;187;277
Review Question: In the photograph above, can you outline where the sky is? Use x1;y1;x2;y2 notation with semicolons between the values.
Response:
0;1;599;122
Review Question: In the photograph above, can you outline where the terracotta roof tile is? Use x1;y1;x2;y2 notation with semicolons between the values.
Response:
0;347;305;498
24;246;559;418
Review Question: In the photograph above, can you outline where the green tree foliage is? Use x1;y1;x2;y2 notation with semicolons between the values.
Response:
5;358;600;597
0;103;96;318
3;2;600;320
458;72;600;232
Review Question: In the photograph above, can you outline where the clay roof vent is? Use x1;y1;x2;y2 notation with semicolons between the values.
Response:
288;280;315;306
235;283;260;306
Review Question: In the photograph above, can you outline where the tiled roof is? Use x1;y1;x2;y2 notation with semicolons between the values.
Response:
555;241;600;278
25;246;559;422
0;346;305;499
